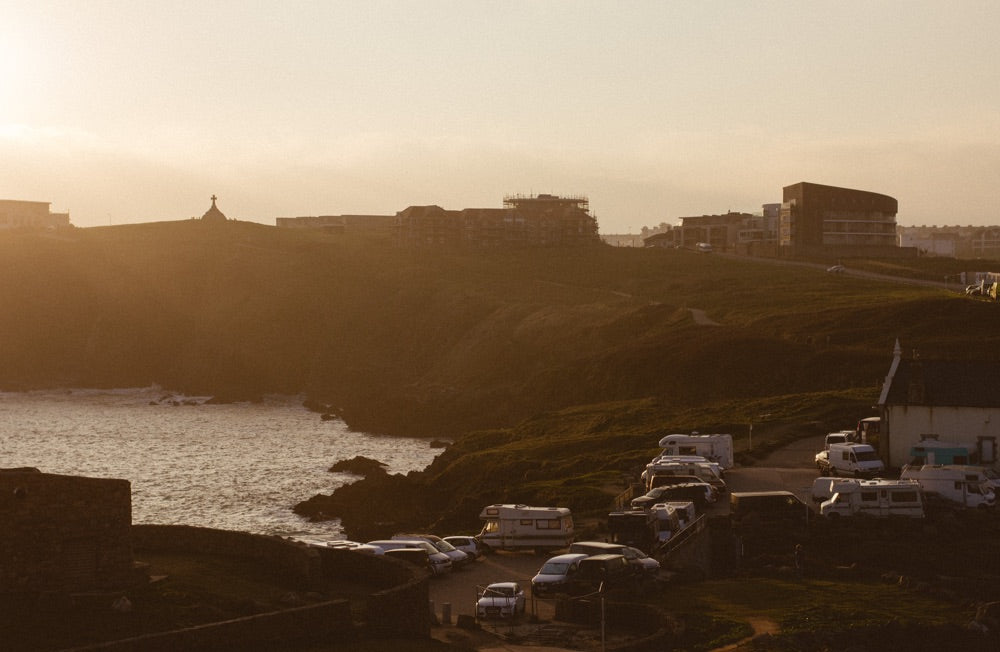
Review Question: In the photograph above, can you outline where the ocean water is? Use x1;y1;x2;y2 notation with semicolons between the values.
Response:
0;387;442;541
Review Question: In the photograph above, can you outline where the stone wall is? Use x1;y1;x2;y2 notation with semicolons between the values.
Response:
131;524;321;590
0;470;133;592
132;525;430;640
311;545;431;638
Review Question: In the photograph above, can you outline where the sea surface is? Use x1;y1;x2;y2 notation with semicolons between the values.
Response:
0;387;443;542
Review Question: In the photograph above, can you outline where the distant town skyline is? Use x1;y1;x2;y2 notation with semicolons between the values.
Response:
2;1;998;231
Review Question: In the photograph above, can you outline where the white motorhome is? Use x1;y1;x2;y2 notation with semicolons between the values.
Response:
816;443;884;478
657;433;734;470
477;504;574;552
810;477;862;503
899;465;996;508
820;479;924;518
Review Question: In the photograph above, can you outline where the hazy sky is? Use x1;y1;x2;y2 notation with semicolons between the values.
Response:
2;1;998;231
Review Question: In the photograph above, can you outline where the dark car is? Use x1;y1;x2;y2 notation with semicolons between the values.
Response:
570;554;637;593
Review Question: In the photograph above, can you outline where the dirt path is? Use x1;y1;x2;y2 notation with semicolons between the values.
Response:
690;308;720;326
709;617;780;652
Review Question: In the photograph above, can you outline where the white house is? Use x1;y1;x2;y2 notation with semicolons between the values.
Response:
877;340;1000;469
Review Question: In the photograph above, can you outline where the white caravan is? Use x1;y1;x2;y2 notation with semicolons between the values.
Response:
899;465;996;508
820;479;924;518
477;504;574;552
657;433;734;470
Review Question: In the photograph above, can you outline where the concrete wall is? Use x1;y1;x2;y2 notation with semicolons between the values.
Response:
0;471;133;592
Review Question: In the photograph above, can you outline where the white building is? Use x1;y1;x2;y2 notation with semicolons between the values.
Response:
877;340;1000;469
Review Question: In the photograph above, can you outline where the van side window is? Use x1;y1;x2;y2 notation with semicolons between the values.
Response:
891;491;918;503
520;519;533;526
860;491;877;503
536;519;561;530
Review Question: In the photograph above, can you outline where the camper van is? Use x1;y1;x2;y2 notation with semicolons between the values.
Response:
657;433;734;470
477;504;574;552
819;479;924;519
816;443;884;478
899;465;996;508
810;477;862;503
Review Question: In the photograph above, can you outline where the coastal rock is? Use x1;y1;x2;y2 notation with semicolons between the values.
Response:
328;456;388;476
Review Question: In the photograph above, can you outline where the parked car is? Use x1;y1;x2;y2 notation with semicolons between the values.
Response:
477;582;525;618
630;482;715;511
322;540;379;554
568;541;660;576
366;539;453;575
383;548;433;572
570;554;637;593
442;535;483;561
393;533;469;567
531;553;588;597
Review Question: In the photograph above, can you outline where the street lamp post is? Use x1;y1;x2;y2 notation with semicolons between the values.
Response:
749;413;772;451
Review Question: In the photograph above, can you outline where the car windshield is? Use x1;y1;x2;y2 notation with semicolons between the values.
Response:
434;540;457;552
489;586;515;597
540;562;570;574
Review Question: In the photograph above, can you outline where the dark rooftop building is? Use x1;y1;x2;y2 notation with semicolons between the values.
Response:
780;182;898;255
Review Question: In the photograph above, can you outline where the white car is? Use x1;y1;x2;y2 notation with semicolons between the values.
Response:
366;539;453;575
443;535;483;561
393;534;470;568
323;540;379;554
477;582;526;618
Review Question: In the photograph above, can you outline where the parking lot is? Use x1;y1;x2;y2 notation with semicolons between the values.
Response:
429;439;828;625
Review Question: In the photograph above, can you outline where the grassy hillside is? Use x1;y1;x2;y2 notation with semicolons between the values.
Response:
3;221;996;440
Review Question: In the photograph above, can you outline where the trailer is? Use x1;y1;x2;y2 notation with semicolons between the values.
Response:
477;504;574;552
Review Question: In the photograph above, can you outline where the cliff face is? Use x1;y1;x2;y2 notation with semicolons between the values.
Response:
2;221;998;440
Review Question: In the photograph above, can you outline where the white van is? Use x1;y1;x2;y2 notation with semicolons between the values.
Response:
899;465;996;508
816;443;884;478
477;504;574;552
657;433;734;470
820;479;924;518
